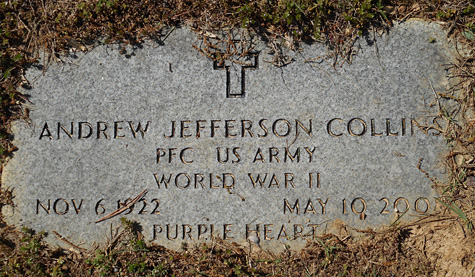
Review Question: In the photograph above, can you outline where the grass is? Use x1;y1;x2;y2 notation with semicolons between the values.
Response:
0;0;475;275
436;197;473;230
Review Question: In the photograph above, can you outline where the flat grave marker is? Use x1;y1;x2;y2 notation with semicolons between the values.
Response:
3;20;455;251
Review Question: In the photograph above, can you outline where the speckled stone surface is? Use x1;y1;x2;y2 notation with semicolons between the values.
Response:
3;20;455;251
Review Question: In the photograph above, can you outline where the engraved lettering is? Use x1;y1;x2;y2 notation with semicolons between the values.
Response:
248;173;267;188
253;148;265;163
307;224;319;240
327;118;343;137
402;118;406;136
211;120;221;137
241;120;254;137
304;199;316;214
57;122;73;139
258;119;268;137
269;147;280;163
198;224;208;240
415;197;430;213
348;118;367;137
295;119;312;137
114;121;125;139
78;122;93;139
179;147;193;164
117;198;134;215
272;119;291;137
210;224;215;238
284;173;295;188
97;122;108;139
151;199;160;214
156;148;166;163
153;173;172;189
196;120;206;138
246;224;259;239
168;148;177;163
166;224;179;240
138;199;148;214
180;120;192;138
232;147;241;163
308;173;320;188
164;121;175;138
351;198;366;220
182;224;193;239
39;123;53;140
128;121;150;138
317;198;328;214
223;173;235;189
386;119;398;136
210;173;219;189
394;197;409;213
153;224;162;240
370;119;383;136
216;147;241;163
223;224;233;240
277;225;289;240
95;199;105;215
157;148;192;164
284;199;299;214
36;199;51;214
53;198;69;215
175;173;191;189
268;174;280;188
294;224;303;239
264;224;274;240
71;199;83;214
411;118;417;135
217;147;231;163
225;120;237;137
379;198;390;214
194;173;205;189
284;147;300;162
248;173;293;188
304;147;316;162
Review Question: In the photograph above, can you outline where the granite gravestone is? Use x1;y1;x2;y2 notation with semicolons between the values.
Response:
3;20;454;251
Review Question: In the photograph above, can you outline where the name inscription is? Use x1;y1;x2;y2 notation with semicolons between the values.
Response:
39;117;429;141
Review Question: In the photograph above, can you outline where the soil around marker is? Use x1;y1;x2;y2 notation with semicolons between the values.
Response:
1;0;475;275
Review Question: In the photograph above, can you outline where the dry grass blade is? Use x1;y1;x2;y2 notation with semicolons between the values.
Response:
52;230;87;252
95;189;148;223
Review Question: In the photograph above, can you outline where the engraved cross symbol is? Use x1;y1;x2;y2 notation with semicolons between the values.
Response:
213;52;258;98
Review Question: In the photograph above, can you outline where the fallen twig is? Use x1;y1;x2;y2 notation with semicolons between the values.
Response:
52;230;87;252
95;189;148;223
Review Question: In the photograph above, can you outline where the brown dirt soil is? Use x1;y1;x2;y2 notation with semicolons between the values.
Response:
411;221;475;275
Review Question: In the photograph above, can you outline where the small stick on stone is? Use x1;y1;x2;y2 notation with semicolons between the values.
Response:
95;189;148;223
